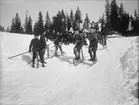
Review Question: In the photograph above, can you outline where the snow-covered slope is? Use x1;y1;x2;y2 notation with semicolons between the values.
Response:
0;32;138;105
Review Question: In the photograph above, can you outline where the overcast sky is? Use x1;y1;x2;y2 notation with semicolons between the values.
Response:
0;0;138;28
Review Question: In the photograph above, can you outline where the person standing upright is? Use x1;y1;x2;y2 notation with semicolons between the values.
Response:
87;27;99;62
40;31;47;63
73;30;84;60
29;34;45;68
54;32;65;56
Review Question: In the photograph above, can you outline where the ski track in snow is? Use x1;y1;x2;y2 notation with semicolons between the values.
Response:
0;32;138;105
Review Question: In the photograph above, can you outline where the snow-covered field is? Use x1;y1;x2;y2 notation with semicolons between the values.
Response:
0;32;138;105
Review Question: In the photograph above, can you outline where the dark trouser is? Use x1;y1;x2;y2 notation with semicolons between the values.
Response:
55;44;63;55
101;34;107;46
32;50;44;65
88;39;98;61
42;49;45;60
74;42;83;59
103;37;107;46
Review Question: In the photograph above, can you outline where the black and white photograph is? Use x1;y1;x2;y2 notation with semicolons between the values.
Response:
0;0;139;105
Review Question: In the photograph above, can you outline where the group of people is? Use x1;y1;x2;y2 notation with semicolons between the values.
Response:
73;27;99;62
29;32;47;67
29;24;106;67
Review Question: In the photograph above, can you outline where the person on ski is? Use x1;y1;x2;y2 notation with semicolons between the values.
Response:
54;32;65;56
101;24;107;47
40;31;47;64
87;27;99;62
29;34;45;67
73;30;84;60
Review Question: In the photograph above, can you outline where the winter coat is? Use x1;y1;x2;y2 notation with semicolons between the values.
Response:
29;38;43;52
88;32;99;41
40;35;47;49
74;33;84;46
54;34;63;46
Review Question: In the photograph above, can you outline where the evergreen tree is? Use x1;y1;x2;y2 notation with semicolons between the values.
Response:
105;0;112;33
67;14;71;31
15;13;23;33
10;18;15;32
33;21;38;35
69;10;74;30
52;11;63;33
61;10;67;32
11;13;23;33
45;11;51;31
61;9;66;19
119;3;124;18
15;13;22;33
6;26;10;32
132;10;139;34
118;3;124;33
75;6;82;22
69;9;76;31
75;6;82;30
110;0;119;32
24;11;32;34
105;0;110;23
70;9;74;21
134;10;138;19
0;25;5;31
24;11;28;33
34;11;44;35
121;13;130;34
101;14;105;25
83;13;90;29
27;16;33;34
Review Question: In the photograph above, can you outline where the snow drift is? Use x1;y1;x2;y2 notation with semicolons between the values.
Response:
0;32;138;105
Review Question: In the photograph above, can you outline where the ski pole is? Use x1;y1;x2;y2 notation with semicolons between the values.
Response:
107;38;113;45
81;48;84;60
8;51;29;59
104;47;110;52
28;59;33;65
8;48;40;59
100;43;110;52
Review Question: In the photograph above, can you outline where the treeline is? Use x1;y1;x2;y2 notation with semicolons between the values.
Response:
0;25;5;32
9;6;83;35
104;0;139;36
1;0;139;36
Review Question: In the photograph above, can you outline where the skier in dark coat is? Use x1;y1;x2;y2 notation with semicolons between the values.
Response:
29;35;45;67
54;32;65;56
73;30;84;60
40;31;47;63
88;27;99;62
101;24;107;46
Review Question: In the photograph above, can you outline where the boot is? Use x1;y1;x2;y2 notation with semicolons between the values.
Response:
89;53;93;61
61;51;65;56
75;57;78;60
55;52;58;56
77;51;81;60
74;50;78;60
88;58;93;61
74;53;78;60
77;56;80;60
43;61;47;64
42;63;45;67
32;64;35;68
32;60;35;68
